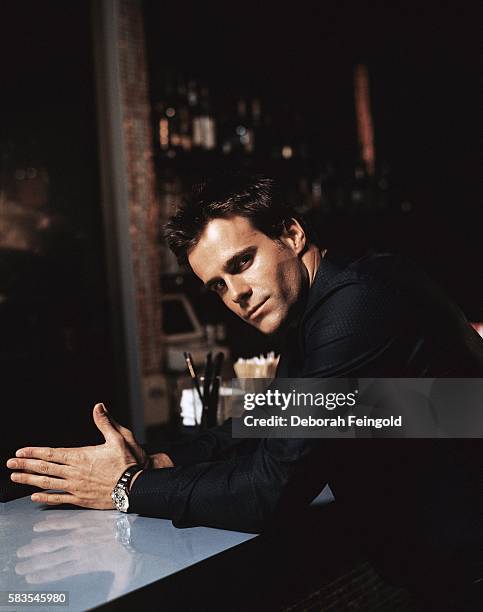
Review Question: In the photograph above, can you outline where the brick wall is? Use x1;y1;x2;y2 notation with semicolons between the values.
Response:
117;0;162;375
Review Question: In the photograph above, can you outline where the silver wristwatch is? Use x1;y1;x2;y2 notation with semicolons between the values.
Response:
111;464;144;513
115;515;137;553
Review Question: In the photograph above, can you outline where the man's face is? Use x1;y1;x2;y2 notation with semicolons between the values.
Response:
188;215;307;334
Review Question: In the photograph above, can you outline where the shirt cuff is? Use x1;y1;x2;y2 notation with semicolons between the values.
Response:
128;467;176;518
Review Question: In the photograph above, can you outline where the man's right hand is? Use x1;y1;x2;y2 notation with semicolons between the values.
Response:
106;414;174;469
104;411;151;469
149;453;174;469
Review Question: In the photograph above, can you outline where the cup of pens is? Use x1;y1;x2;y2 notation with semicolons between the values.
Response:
181;351;225;431
178;375;222;429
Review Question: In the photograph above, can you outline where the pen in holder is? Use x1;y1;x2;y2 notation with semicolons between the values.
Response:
205;351;224;429
201;351;213;430
181;350;225;431
179;375;221;430
207;375;220;428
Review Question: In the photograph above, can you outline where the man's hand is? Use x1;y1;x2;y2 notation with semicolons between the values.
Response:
106;409;152;469
150;452;174;469
14;510;139;599
97;410;173;470
6;404;141;509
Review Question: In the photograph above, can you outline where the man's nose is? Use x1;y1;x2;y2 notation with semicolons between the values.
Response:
227;278;253;305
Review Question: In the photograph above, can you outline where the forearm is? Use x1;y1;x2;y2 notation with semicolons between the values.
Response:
129;437;326;533
154;418;253;467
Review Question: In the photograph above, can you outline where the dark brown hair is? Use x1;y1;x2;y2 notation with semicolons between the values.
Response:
164;172;317;267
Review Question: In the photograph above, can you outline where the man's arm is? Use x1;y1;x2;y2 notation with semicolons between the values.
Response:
130;278;403;532
7;278;400;520
150;417;258;467
302;277;404;377
130;436;326;533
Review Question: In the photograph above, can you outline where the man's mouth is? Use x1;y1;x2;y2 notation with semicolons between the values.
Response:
246;298;269;321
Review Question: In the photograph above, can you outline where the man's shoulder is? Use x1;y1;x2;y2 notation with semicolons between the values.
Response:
303;250;404;328
279;252;407;377
296;250;483;377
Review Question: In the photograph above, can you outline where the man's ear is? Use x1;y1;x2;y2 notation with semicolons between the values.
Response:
280;218;307;255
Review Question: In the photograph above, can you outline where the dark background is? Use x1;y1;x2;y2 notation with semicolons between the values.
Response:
144;0;481;363
144;0;481;318
1;1;114;451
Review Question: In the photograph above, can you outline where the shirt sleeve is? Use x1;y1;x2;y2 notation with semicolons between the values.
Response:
301;278;405;377
159;418;258;467
129;435;326;533
130;276;405;533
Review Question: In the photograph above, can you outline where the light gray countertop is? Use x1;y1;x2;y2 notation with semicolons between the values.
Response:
0;486;334;611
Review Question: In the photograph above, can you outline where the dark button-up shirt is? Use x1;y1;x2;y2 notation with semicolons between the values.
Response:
129;252;483;534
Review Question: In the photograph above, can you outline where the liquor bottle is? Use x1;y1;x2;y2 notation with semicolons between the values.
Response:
279;106;300;161
376;161;391;210
163;75;179;159
176;76;192;153
154;101;169;152
240;98;255;155
349;163;369;212
237;97;247;121
234;97;248;155
250;97;262;157
219;108;232;156
199;86;216;150
311;170;323;211
189;80;203;149
251;98;262;127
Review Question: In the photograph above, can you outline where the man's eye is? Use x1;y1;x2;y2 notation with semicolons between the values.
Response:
239;254;252;267
213;279;226;292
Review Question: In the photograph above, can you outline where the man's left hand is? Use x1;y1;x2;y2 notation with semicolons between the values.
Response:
6;404;140;509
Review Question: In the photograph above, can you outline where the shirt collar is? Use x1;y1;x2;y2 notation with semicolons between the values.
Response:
304;253;344;315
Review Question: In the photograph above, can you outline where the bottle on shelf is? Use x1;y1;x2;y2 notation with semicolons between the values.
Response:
234;97;249;155
189;79;203;149
251;98;262;127
241;98;255;155
310;171;323;211
199;86;216;150
348;162;369;212
155;101;169;152
176;76;192;153
317;163;335;213
164;75;180;159
219;109;232;156
376;161;391;210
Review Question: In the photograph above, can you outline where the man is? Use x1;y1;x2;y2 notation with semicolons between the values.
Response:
7;174;483;605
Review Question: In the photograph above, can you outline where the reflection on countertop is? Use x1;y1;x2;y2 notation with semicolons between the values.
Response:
0;496;255;611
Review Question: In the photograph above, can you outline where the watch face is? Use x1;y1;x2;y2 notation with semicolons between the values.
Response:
112;487;129;513
115;515;132;545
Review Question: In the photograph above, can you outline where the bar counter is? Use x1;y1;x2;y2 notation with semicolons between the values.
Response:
1;488;339;611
